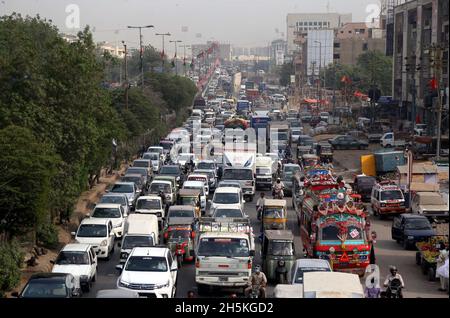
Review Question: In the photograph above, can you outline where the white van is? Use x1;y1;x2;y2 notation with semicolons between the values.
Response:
89;203;126;238
302;272;364;298
119;214;159;263
183;180;207;213
134;196;165;226
186;174;210;196
211;187;244;213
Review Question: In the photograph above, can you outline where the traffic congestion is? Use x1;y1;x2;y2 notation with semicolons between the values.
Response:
12;64;448;299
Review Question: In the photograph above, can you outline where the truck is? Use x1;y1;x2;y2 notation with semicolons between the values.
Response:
411;192;449;219
380;132;409;148
194;217;255;294
373;150;406;174
222;149;257;201
119;214;159;263
267;122;290;152
236;100;251;115
255;156;273;190
250;115;270;139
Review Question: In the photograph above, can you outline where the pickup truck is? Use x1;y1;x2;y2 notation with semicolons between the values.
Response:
380;132;408;148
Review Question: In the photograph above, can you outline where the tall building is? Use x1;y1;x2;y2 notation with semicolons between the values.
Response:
306;30;334;78
270;39;287;66
392;0;449;125
286;13;352;55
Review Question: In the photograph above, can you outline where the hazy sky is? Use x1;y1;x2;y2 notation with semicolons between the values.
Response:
1;0;381;53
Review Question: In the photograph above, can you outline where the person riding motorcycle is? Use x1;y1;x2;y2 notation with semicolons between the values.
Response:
272;178;285;198
244;265;267;298
383;266;405;298
256;192;265;220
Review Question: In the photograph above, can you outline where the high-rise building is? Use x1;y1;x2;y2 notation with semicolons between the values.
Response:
286;13;352;55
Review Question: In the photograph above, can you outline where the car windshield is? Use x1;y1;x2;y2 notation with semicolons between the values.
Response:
294;267;330;284
111;184;134;193
321;225;363;241
197;238;250;257
148;148;162;154
160;167;179;174
122;236;154;249
214;209;242;218
144;153;159;160
99;196;126;205
256;168;271;175
179;197;196;205
381;190;404;201
160;143;172;150
134;161;150;168
223;169;253;180
55;251;89;265
405;219;432;230
121;176;142;185
150;183;171;193
263;207;284;218
213;193;239;204
136;199;161;210
284;166;300;174
197;162;215;170
168;210;194;218
125;256;167;272
21;281;68;298
272;133;288;141
126;168;146;176
92;207;121;218
268;241;294;256
77;224;107;238
168;229;190;240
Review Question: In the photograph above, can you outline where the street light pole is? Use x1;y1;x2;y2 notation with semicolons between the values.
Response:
122;41;129;110
180;44;191;77
156;32;171;72
128;25;154;89
169;40;182;76
314;40;322;107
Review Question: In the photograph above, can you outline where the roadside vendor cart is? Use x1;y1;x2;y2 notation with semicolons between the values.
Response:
416;235;449;281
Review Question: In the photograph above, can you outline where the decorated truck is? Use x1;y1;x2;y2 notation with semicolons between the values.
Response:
300;173;371;276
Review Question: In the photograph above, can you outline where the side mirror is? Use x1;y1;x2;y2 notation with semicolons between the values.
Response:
71;232;76;237
115;264;123;272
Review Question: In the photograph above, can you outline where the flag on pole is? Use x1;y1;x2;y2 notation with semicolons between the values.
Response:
428;77;438;90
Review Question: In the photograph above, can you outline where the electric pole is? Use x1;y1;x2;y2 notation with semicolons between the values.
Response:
155;32;171;72
122;41;129;110
128;25;154;89
169;40;182;76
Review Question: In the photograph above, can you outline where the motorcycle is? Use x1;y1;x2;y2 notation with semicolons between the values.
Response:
272;187;284;199
175;241;188;268
383;278;403;298
248;285;261;298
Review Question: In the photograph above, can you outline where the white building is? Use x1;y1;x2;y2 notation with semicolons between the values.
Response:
306;30;334;76
286;13;352;55
97;42;125;59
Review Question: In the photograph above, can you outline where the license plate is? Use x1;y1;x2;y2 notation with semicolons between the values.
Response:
219;277;228;282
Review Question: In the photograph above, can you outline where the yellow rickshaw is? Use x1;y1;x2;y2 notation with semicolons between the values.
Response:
262;199;287;230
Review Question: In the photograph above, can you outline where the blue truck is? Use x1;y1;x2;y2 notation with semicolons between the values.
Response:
236;100;251;114
250;115;271;138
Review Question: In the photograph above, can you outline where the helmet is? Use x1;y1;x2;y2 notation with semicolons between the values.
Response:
390;265;398;274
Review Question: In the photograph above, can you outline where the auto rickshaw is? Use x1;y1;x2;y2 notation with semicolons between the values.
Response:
301;154;320;170
297;145;312;161
261;230;295;283
163;219;196;267
177;189;202;217
316;142;333;164
262;199;287;230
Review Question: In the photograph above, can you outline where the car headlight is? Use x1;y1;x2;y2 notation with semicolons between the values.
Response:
155;281;170;289
80;275;89;282
100;239;108;246
114;222;123;228
118;280;129;288
176;176;180;181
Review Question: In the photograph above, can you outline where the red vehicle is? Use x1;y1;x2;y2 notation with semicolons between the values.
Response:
300;172;371;276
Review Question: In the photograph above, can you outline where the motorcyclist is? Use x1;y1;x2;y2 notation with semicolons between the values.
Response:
244;265;267;298
383;266;405;298
256;192;265;220
272;178;285;198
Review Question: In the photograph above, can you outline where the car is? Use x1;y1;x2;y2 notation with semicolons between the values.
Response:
51;243;98;292
411;192;449;218
211;205;247;218
196;160;218;175
89;203;126;238
281;164;301;197
210;187;244;214
135;195;165;226
194;169;217;192
116;247;178;298
329;135;368;150
166;205;197;224
290;259;332;285
12;273;80;298
109;182;139;208
391;214;435;249
72;218;115;260
147;146;165;162
148;180;175;205
183;180;208;213
159;165;184;185
142;152;162;173
217;180;242;190
132;159;153;178
125;167;149;188
175;153;196;169
98;193;130;217
120;173;146;195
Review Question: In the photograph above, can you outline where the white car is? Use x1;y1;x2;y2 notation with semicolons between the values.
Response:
143;152;162;173
183;180;208;213
135;195;165;224
290;259;332;285
116;247;178;298
51;243;98;292
72;218;115;260
210;187;244;214
98;193;131;217
147;146;165;162
109;182;139;209
89;203;126;238
211;205;247;218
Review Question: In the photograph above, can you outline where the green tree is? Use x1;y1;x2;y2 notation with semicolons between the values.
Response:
278;62;294;87
356;50;392;95
0;241;24;297
0;126;58;239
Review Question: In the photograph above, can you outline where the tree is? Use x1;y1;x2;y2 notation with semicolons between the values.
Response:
0;126;58;239
278;62;294;87
356;50;392;95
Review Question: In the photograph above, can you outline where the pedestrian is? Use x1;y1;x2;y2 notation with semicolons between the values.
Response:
365;277;381;298
187;290;196;298
256;192;265;221
436;243;449;292
369;230;377;265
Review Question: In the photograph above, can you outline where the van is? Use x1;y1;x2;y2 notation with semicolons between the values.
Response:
222;168;255;202
148;180;176;205
302;272;364;298
255;156;273;190
371;181;406;217
119;214;159;263
134;196;165;226
132;159;153;177
186;174;210;196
